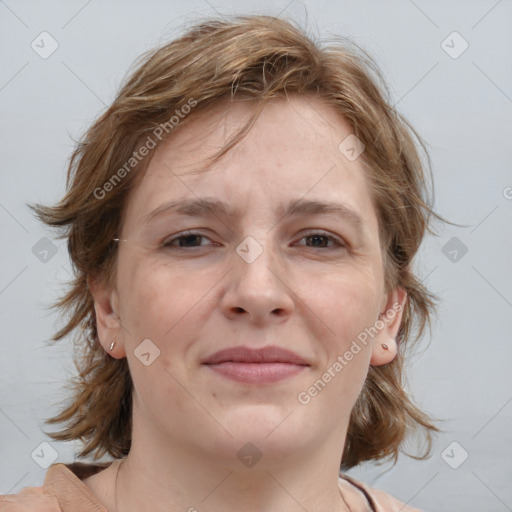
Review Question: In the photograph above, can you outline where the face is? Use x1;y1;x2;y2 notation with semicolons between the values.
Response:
92;95;406;467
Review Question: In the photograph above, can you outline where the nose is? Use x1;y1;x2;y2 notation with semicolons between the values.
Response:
220;238;295;326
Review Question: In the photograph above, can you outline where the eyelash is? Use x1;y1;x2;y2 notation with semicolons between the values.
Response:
161;230;346;250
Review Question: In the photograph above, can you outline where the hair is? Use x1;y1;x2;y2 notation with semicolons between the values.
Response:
32;14;448;470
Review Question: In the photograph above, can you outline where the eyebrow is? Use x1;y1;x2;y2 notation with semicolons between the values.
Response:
143;197;366;233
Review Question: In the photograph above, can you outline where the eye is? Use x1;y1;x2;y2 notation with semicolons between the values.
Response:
160;230;345;250
294;231;346;249
161;231;219;249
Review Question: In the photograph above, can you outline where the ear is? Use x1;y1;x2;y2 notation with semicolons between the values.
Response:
370;286;407;366
87;274;126;358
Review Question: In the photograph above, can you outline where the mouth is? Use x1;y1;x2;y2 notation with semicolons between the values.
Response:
202;346;309;384
205;362;307;383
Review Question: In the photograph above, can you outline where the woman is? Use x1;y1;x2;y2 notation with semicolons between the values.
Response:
0;14;443;512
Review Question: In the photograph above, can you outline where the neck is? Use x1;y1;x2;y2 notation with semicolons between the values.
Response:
109;398;356;512
114;438;351;512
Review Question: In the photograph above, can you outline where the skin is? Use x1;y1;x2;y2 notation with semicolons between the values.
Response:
85;95;407;512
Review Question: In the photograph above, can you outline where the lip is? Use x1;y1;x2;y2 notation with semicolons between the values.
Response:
202;346;309;384
206;362;307;383
202;346;309;365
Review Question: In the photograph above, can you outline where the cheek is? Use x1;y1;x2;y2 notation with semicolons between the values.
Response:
309;265;382;349
117;259;205;414
311;274;379;398
124;275;189;340
116;255;222;349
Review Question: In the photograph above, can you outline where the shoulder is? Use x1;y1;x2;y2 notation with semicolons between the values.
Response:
339;473;422;512
0;485;61;511
0;461;111;512
369;488;422;512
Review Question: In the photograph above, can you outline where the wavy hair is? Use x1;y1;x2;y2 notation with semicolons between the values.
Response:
32;14;446;469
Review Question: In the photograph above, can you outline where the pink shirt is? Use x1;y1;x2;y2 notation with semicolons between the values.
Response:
0;462;421;511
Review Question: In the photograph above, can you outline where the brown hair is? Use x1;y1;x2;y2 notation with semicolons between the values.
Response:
32;14;447;469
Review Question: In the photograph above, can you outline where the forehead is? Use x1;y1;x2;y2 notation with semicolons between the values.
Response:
123;95;379;238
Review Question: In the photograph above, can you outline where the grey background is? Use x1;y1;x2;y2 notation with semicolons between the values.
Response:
1;1;511;510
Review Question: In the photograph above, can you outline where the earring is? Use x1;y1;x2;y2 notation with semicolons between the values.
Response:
109;341;116;351
381;343;389;350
